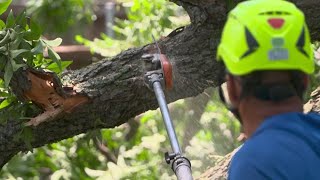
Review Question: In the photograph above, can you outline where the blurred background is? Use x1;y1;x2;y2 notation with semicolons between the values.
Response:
0;0;243;179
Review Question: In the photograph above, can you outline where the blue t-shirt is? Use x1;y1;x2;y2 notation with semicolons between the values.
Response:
228;112;320;180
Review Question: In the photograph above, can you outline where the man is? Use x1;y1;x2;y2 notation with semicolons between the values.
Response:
217;0;320;179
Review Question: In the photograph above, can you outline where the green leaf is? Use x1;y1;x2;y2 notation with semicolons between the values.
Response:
0;98;12;109
10;35;23;49
19;38;32;50
20;127;34;152
11;49;28;58
11;59;25;71
43;38;62;47
0;92;9;97
75;35;88;44
6;10;15;28
24;19;42;41
31;40;44;54
0;46;6;53
4;60;13;87
46;60;72;74
0;30;11;46
32;54;44;67
9;28;17;40
47;47;61;70
15;10;27;28
29;18;41;39
0;55;6;70
0;30;6;36
0;0;11;16
0;20;5;30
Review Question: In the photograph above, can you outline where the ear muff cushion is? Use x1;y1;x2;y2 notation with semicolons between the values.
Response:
219;82;233;108
218;85;226;104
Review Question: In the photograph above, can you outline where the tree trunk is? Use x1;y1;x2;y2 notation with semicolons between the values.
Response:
0;0;319;172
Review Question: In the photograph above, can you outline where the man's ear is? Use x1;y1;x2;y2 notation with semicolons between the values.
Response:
302;74;310;90
226;75;241;108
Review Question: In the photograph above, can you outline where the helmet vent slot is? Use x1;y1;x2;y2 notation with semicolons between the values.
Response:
259;11;291;15
296;27;309;58
240;28;259;59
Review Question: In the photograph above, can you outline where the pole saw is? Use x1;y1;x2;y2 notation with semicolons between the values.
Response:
142;36;193;180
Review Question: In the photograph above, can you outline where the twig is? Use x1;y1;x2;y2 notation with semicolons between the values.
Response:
93;137;117;163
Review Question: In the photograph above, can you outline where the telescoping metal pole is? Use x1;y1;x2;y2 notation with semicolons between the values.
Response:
152;77;181;154
149;73;193;180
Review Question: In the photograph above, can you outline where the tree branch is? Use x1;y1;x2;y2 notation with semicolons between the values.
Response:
0;0;319;170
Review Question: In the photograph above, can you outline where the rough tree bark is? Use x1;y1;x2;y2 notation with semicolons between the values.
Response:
0;0;319;176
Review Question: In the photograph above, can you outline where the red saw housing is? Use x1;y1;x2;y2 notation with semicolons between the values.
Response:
159;54;173;90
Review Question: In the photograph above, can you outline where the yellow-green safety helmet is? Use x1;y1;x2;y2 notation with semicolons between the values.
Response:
217;0;315;75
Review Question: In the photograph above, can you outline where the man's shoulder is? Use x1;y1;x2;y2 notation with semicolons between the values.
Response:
237;113;315;160
228;112;320;179
232;131;289;162
253;112;320;142
261;112;320;126
233;112;320;160
229;132;307;180
263;112;320;125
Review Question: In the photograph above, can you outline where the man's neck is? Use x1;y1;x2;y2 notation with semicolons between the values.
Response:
239;96;304;138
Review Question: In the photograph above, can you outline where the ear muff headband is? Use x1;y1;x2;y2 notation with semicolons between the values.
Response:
218;82;243;124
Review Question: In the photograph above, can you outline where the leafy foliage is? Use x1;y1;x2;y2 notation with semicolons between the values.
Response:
76;0;189;57
0;0;11;16
8;0;319;179
0;8;65;107
0;0;239;179
0;3;70;124
26;0;94;35
1;0;320;179
1;92;240;179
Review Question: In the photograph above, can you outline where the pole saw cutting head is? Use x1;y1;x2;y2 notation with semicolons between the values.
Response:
142;37;173;90
142;36;194;180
